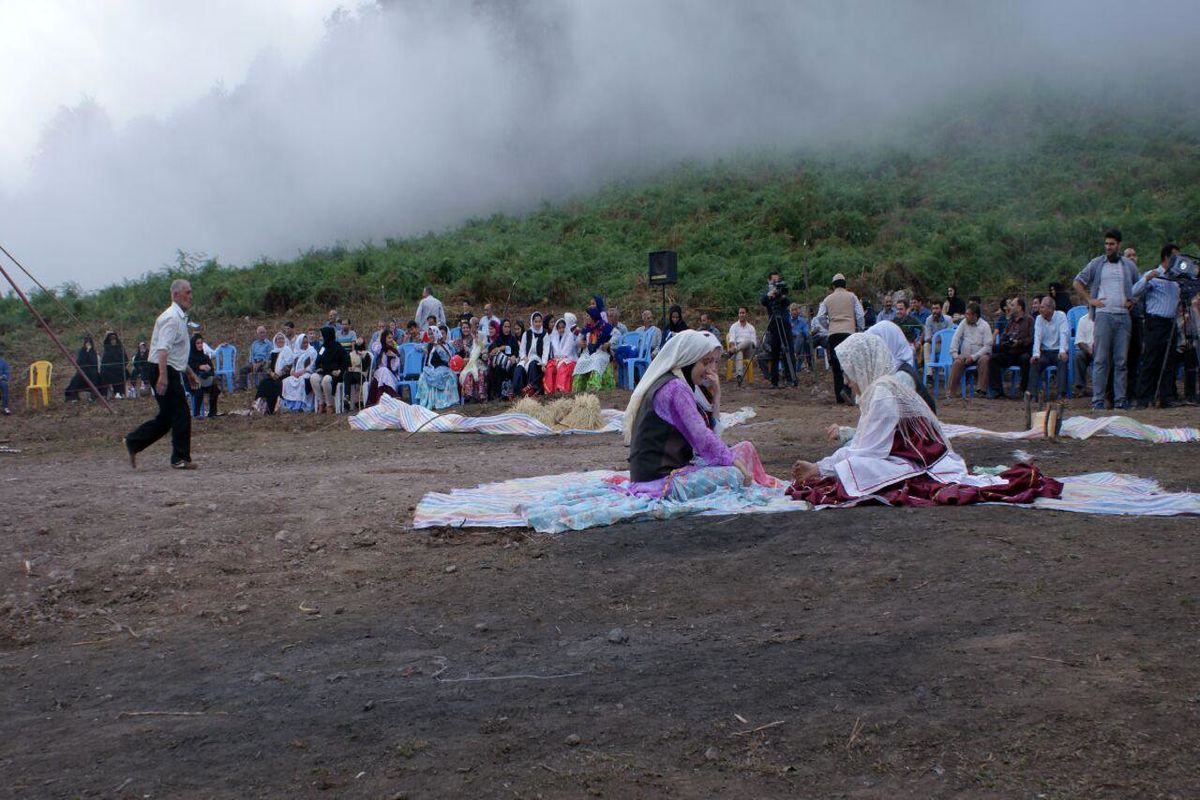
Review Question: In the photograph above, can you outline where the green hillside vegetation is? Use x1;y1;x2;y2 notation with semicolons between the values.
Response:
3;95;1199;360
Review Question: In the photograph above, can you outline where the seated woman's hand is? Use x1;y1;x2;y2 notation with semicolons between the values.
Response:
825;423;840;442
791;459;818;483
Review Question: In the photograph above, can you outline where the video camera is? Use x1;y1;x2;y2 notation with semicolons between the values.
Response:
1166;253;1200;303
768;278;789;294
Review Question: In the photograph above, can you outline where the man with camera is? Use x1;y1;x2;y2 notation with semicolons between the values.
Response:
1131;243;1183;408
760;271;797;388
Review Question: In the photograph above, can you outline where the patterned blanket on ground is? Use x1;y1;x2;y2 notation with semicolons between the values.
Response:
350;395;757;436
413;470;1200;533
942;415;1200;444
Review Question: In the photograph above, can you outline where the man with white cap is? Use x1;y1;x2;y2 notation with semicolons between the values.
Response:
814;273;865;404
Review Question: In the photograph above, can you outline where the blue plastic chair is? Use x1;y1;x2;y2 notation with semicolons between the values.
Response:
960;365;977;398
924;328;955;398
615;330;642;389
1001;365;1023;397
398;344;425;403
622;331;654;388
214;344;237;393
1066;305;1088;335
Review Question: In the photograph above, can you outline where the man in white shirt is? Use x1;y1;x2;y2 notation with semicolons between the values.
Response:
1073;312;1095;396
414;287;446;328
726;306;757;385
123;279;200;470
478;302;501;340
1029;296;1070;400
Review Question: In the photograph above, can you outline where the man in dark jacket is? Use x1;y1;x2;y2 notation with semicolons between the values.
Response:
987;297;1034;399
760;270;796;388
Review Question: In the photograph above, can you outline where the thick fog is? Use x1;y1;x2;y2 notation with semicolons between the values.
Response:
1;0;1197;290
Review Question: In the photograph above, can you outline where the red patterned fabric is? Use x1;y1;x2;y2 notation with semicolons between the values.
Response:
788;462;1062;507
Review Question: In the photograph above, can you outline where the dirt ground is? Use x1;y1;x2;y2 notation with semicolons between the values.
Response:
2;370;1199;799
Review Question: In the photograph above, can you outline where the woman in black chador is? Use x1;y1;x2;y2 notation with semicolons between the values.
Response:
64;335;101;400
99;330;129;398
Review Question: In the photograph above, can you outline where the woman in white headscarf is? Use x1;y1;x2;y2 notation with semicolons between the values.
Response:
513;311;550;396
543;313;579;394
280;333;316;411
866;320;937;413
626;329;782;498
789;333;1060;506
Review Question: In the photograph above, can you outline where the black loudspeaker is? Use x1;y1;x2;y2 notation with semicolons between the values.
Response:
648;250;678;286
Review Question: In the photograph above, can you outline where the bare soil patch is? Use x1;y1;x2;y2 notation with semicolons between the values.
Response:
2;374;1198;798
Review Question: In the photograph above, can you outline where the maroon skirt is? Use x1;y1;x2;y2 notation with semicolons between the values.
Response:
788;462;1063;507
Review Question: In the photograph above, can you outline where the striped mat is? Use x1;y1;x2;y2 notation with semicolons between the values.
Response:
942;415;1200;444
412;470;1200;532
350;395;757;436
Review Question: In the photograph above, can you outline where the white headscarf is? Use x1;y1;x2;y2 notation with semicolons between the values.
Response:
835;333;944;441
867;321;913;370
549;319;577;361
623;329;722;444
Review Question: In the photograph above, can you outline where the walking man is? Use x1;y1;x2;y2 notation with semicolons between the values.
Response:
124;279;199;469
814;273;865;403
1073;228;1139;410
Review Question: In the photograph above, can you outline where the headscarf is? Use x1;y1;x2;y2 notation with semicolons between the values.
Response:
188;334;211;372
529;311;544;332
524;311;548;361
834;333;945;445
667;304;688;333
623;329;722;445
587;295;608;324
549;318;577;360
563;312;578;333
492;319;518;354
867;321;913;370
271;332;286;352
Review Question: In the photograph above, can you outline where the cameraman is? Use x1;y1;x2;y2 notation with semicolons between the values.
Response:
760;270;796;388
1131;243;1182;408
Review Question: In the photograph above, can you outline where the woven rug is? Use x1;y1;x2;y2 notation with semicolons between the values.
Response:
942;415;1200;444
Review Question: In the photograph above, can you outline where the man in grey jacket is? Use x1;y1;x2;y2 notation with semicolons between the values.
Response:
1073;228;1140;410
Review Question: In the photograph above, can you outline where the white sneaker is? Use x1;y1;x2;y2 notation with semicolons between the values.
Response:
115;393;123;399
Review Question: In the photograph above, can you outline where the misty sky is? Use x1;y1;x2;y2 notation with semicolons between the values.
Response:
0;0;1196;291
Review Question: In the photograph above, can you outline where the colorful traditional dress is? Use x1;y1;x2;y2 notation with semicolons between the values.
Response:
416;341;460;410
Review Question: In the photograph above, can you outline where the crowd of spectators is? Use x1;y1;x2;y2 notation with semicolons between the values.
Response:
12;231;1200;418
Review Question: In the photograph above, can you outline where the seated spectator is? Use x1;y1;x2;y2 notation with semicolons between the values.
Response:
947;302;993;396
188;334;219;417
788;303;814;371
544;314;579;394
572;296;616;392
609;307;629;337
344;336;371;408
945;285;966;322
986;297;1033;399
0;350;9;414
1049;281;1073;313
635;310;662;355
478;303;501;341
366;329;403;406
283;320;298;347
335;318;357;347
403;320;421;344
240;326;272;390
99;331;129;399
726;306;758;386
513;312;549;397
1029;296;1070;402
664;304;688;344
1072;310;1095;397
420;314;440;343
909;296;930;324
922;299;955;365
311;325;350;413
698;313;720;339
130;341;152;398
456;321;487;403
891;299;924;350
274;331;299;376
876;293;896;322
487;319;520;400
253;333;288;415
281;333;316;411
416;326;460;409
368;319;389;351
64;335;101;401
458;300;474;325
